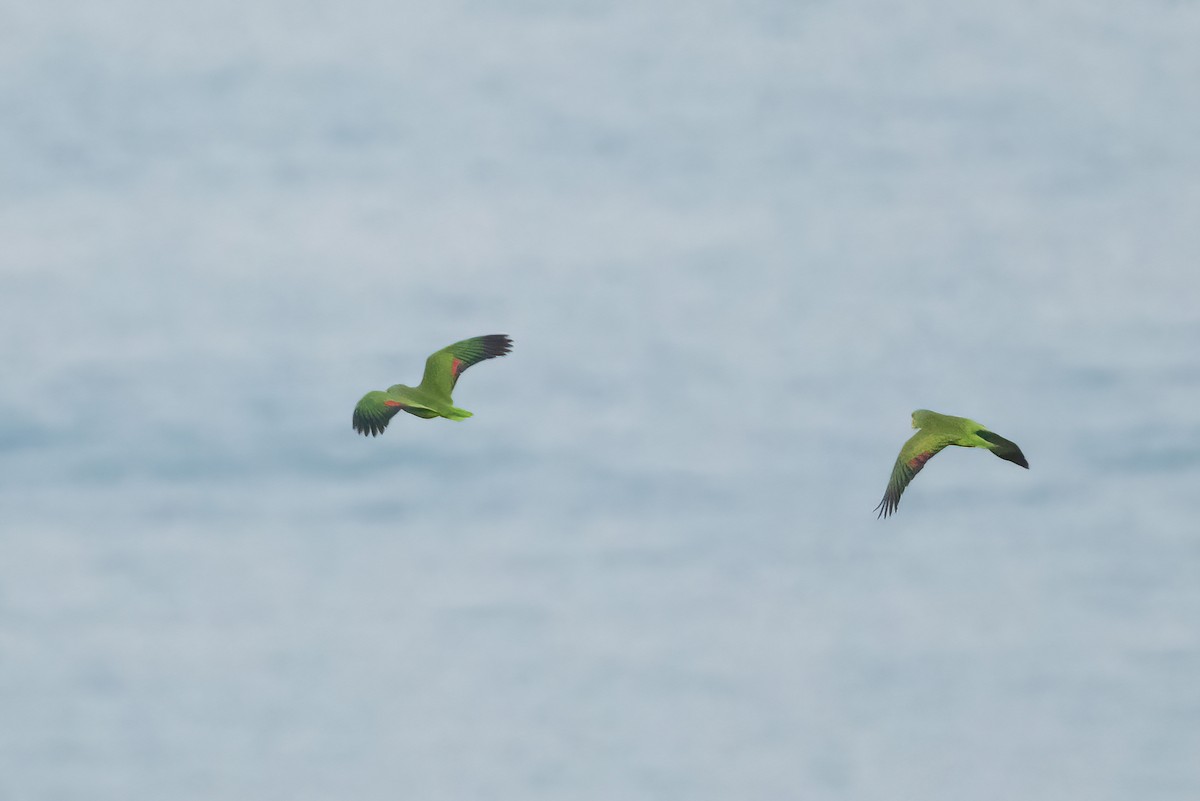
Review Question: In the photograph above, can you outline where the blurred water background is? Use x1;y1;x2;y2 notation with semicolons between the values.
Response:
2;1;1199;799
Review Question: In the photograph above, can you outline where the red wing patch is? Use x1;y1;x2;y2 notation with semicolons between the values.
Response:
451;358;463;377
907;451;934;470
383;400;406;407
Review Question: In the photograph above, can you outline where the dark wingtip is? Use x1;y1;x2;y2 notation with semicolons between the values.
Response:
874;496;896;519
352;413;382;437
977;430;1028;469
998;446;1028;468
480;334;513;357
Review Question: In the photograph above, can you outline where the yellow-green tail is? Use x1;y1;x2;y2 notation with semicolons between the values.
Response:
442;407;473;421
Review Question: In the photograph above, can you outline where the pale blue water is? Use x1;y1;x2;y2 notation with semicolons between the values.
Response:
2;2;1200;799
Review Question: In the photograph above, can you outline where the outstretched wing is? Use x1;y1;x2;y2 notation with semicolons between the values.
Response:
874;429;950;518
418;334;512;400
353;391;405;437
976;429;1029;468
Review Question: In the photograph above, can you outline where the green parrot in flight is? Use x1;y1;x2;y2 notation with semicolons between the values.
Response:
353;334;512;437
875;409;1028;518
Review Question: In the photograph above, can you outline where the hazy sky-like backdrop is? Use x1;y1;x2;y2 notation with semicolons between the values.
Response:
2;2;1199;799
